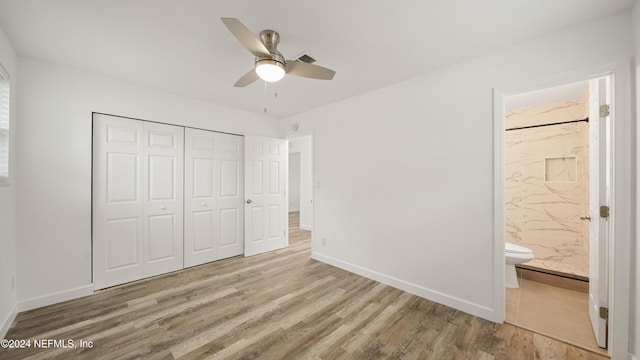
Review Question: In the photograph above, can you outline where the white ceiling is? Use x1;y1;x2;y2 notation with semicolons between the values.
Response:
0;0;633;119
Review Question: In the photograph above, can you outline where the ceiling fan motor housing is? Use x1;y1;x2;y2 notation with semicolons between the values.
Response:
256;30;285;66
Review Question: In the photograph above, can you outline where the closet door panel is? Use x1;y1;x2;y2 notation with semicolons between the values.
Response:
217;134;244;259
93;114;144;290
143;122;184;277
192;210;215;251
184;128;219;267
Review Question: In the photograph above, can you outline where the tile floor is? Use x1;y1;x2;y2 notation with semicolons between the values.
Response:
505;277;609;356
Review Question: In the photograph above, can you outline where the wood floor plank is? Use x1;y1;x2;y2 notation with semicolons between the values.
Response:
1;212;609;360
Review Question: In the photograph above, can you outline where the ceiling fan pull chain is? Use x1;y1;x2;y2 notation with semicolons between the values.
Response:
263;81;268;113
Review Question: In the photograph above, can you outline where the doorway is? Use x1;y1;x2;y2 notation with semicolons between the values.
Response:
499;77;612;355
287;135;313;230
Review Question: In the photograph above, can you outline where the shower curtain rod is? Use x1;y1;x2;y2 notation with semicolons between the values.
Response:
505;117;588;132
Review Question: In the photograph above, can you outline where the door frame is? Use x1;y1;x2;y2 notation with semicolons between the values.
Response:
491;61;632;358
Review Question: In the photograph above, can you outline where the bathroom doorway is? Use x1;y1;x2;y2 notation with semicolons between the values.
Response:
500;76;612;355
288;135;313;243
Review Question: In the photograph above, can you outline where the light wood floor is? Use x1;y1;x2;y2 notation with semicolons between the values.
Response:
506;277;607;356
2;213;608;359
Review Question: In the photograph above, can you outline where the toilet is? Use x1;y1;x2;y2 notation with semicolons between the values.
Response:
505;242;534;288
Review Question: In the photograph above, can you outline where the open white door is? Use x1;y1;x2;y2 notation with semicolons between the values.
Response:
588;77;610;349
244;135;288;256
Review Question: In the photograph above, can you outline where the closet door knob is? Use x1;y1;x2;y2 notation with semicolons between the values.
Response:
579;215;591;221
246;199;252;204
160;205;166;210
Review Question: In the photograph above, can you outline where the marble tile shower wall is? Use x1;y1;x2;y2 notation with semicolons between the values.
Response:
505;93;590;278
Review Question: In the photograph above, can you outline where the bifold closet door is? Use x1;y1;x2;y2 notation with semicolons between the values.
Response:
93;114;184;289
93;115;144;289
184;128;244;267
142;122;184;278
216;133;244;259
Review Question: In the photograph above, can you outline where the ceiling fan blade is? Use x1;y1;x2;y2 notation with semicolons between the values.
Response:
221;17;270;57
285;61;335;80
234;68;259;87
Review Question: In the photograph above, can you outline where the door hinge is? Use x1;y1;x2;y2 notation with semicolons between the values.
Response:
600;205;610;219
599;104;610;117
599;307;609;320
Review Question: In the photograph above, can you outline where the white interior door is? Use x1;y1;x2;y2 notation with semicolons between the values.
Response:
184;129;244;267
142;122;184;277
244;135;288;256
588;77;610;349
93;114;145;289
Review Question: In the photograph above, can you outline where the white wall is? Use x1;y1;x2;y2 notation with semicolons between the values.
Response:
281;10;633;332
632;1;640;358
0;25;17;337
288;136;313;230
16;58;280;309
289;152;301;211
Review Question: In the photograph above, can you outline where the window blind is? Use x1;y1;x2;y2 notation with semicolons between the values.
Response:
0;63;9;182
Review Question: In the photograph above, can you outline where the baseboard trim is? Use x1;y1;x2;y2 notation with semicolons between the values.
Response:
311;252;495;321
18;284;94;312
299;224;312;231
0;303;17;338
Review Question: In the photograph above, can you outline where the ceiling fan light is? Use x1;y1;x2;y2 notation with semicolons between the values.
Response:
255;60;285;82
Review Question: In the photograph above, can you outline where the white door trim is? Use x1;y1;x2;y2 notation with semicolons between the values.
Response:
492;60;632;359
492;91;505;324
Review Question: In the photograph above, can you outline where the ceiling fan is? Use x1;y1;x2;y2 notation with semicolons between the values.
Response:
221;17;336;87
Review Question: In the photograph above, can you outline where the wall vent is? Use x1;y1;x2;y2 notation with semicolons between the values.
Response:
296;54;316;64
